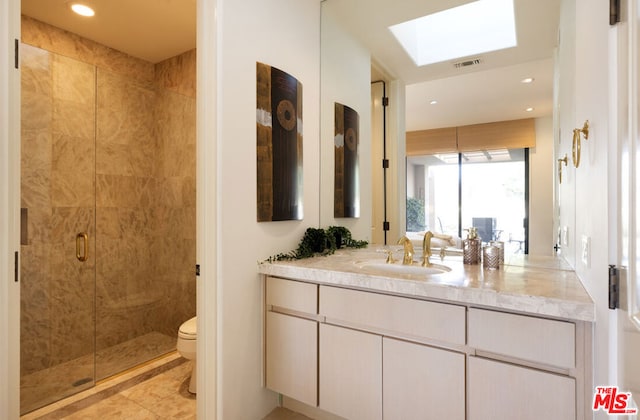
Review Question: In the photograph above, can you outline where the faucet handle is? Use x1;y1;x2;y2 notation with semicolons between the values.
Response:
385;249;397;264
377;246;399;264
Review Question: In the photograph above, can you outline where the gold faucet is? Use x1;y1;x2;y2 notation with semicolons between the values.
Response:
422;231;433;267
397;236;414;265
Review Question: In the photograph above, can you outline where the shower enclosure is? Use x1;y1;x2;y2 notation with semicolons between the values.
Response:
19;18;196;414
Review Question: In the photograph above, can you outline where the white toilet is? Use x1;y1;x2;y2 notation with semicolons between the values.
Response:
177;316;197;394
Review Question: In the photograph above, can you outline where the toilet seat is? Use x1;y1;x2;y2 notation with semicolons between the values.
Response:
178;316;197;340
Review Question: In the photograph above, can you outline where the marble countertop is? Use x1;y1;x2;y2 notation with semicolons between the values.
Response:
257;246;595;322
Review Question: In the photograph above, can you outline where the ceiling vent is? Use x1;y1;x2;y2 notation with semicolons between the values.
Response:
453;58;482;69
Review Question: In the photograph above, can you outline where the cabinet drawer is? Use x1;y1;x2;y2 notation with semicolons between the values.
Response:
468;308;575;369
468;356;575;420
320;285;465;345
266;277;317;314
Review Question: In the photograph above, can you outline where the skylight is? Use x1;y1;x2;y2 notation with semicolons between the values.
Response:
389;0;517;67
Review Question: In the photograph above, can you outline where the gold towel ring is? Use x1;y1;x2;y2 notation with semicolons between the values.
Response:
572;120;589;168
572;129;581;167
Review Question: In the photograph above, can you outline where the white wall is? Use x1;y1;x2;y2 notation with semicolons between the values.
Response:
557;0;614;415
319;2;372;240
613;0;640;405
529;117;554;255
217;0;320;418
574;0;614;405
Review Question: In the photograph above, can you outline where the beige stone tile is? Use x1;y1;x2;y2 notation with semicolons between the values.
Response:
154;50;196;98
21;44;51;95
97;142;157;177
263;407;313;420
51;99;95;140
64;393;160;420
22;16;155;84
21;91;52;131
21;129;52;174
120;370;196;419
20;170;51;218
52;54;95;105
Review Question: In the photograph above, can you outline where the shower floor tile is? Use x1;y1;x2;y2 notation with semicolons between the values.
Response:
21;332;178;417
21;352;195;419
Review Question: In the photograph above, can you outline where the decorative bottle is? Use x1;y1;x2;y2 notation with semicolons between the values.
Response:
463;227;481;265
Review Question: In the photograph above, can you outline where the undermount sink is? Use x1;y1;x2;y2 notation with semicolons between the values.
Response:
353;260;451;278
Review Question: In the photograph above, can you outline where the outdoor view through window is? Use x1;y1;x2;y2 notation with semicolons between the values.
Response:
407;148;526;255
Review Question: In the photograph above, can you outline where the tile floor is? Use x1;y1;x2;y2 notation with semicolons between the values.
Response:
21;332;176;414
21;352;309;420
22;353;195;419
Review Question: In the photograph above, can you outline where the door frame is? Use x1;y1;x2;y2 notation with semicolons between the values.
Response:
196;0;219;417
0;0;220;418
0;0;21;417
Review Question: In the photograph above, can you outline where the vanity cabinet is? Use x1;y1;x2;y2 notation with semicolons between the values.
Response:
263;276;589;420
265;277;318;407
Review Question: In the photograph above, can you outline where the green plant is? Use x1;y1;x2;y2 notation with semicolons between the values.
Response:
266;226;368;262
406;197;425;232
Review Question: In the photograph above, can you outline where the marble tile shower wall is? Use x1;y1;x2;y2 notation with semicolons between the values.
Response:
20;16;196;379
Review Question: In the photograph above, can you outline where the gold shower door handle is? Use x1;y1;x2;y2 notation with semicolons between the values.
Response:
76;232;89;262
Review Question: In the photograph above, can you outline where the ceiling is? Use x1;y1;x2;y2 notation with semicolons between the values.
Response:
326;0;560;131
21;0;559;131
21;0;196;64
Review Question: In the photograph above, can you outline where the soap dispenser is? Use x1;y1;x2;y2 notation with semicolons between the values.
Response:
463;227;481;265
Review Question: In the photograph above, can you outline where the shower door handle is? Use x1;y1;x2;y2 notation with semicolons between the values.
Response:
76;232;89;262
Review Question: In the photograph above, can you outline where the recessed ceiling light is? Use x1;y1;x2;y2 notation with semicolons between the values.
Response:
430;100;438;105
70;3;95;17
389;0;517;67
525;107;535;112
521;77;535;84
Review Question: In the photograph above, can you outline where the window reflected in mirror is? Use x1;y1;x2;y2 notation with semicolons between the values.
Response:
407;148;527;255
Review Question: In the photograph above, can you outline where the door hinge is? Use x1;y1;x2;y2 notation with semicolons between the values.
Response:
382;97;389;107
195;264;200;277
609;264;619;309
14;251;19;282
382;159;389;169
14;39;19;69
383;221;390;231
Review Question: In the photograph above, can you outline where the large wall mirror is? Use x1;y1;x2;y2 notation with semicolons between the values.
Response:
320;0;562;256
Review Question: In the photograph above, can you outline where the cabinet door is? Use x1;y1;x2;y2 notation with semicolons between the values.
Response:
383;337;465;420
266;311;317;407
468;356;575;420
319;323;382;420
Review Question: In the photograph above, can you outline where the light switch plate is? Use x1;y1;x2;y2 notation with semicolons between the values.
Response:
581;235;590;268
562;226;568;246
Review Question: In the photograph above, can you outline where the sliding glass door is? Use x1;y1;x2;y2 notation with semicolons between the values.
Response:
407;148;527;254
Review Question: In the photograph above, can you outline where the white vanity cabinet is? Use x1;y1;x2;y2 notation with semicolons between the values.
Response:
467;308;582;420
265;277;318;407
263;275;590;420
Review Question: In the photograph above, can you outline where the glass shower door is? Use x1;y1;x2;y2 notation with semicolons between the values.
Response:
20;44;97;414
